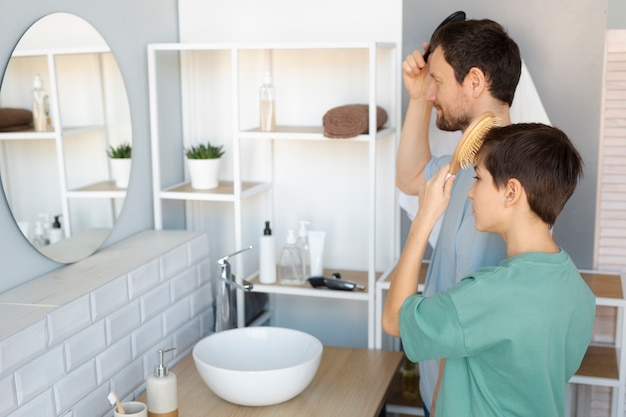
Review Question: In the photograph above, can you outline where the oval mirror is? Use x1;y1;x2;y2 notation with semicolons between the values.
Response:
0;13;132;263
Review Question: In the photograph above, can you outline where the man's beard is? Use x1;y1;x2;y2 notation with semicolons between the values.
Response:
435;108;471;132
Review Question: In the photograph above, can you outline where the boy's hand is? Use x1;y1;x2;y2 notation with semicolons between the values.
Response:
415;164;455;227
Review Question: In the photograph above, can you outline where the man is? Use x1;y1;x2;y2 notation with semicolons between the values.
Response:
395;19;522;414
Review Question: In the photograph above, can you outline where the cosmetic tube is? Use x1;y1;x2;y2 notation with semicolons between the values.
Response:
307;231;326;277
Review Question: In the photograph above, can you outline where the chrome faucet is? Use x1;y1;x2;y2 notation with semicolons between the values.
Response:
215;245;254;332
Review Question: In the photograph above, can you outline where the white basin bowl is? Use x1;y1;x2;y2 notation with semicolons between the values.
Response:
192;326;323;406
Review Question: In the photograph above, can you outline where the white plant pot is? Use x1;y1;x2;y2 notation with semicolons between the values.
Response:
188;158;221;190
110;158;131;189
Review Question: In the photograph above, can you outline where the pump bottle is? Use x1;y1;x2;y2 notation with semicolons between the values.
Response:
297;221;311;277
32;74;49;132
278;229;305;285
259;70;276;132
259;221;276;284
48;215;63;244
147;348;178;417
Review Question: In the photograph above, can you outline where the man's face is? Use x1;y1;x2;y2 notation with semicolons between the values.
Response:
427;47;472;132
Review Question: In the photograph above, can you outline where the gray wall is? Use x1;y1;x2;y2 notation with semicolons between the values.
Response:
402;0;610;269
0;0;179;289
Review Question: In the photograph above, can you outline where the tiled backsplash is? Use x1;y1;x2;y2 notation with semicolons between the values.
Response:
0;230;213;417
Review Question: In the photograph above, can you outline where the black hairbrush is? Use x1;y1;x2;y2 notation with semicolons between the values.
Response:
422;10;466;62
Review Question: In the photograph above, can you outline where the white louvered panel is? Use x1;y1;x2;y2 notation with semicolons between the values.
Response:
592;30;626;417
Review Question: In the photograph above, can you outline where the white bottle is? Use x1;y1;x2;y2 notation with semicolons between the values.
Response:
259;70;276;132
259;221;276;283
278;229;305;285
32;74;49;132
48;215;63;244
147;348;178;417
32;221;49;248
297;220;311;277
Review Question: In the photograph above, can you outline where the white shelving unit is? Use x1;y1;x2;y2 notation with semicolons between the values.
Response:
375;267;626;416
148;42;400;348
0;47;127;241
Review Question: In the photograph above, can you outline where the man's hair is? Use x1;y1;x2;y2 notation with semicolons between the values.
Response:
477;123;583;226
429;19;521;106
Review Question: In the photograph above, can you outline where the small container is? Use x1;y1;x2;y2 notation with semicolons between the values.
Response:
32;74;49;132
297;220;311;277
147;348;178;417
307;230;326;277
278;229;305;285
259;70;276;132
115;401;147;417
259;221;276;284
48;215;63;244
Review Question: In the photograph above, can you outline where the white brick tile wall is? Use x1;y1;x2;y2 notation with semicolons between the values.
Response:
95;336;132;385
128;259;160;300
52;359;97;415
0;374;16;415
162;298;191;336
15;345;65;405
47;295;91;346
0;231;211;417
10;390;55;417
160;246;188;280
139;283;170;323
64;321;106;372
198;259;212;286
170;268;198;303
91;276;129;322
131;316;163;360
105;301;141;345
69;384;109;417
0;320;47;374
110;357;145;401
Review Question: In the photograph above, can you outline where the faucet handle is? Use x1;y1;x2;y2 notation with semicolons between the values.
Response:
217;245;254;265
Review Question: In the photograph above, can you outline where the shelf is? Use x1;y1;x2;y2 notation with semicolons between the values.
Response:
249;268;377;301
159;181;271;202
580;270;625;306
239;126;396;142
571;344;620;386
66;180;127;199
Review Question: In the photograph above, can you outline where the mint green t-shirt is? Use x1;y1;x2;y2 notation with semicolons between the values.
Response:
399;250;595;417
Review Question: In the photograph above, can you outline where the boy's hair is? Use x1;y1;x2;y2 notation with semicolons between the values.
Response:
477;123;583;226
429;19;521;106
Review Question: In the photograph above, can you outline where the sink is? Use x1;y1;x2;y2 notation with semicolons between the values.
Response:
192;326;323;406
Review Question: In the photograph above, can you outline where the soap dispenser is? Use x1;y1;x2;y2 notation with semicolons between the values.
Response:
48;215;63;244
259;70;276;132
297;220;311;277
147;348;178;417
259;221;276;284
32;74;49;132
278;229;305;285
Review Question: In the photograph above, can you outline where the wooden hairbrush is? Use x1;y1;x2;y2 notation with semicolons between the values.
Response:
448;111;498;175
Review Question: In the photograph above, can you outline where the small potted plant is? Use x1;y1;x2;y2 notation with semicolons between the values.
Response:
107;142;132;188
185;142;225;190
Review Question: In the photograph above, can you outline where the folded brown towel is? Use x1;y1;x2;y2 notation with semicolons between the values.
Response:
0;108;33;132
323;104;388;139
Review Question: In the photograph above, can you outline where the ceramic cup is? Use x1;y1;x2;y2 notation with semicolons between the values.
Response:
114;401;147;417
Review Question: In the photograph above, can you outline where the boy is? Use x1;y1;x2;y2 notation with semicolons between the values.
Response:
383;123;595;417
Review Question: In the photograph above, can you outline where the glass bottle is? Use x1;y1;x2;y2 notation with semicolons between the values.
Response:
278;229;305;285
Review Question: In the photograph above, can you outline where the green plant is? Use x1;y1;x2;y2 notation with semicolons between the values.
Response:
185;142;225;159
106;142;132;159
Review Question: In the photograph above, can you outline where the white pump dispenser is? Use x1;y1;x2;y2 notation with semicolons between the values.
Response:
297;220;311;277
259;70;276;132
147;348;178;417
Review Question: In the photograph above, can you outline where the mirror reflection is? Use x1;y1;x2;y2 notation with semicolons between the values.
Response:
0;13;132;263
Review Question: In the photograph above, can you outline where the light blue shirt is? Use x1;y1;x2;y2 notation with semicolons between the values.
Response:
418;156;507;408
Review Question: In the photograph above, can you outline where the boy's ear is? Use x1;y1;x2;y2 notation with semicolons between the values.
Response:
503;178;523;207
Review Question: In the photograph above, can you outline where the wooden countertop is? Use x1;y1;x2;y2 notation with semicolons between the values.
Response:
138;346;403;417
